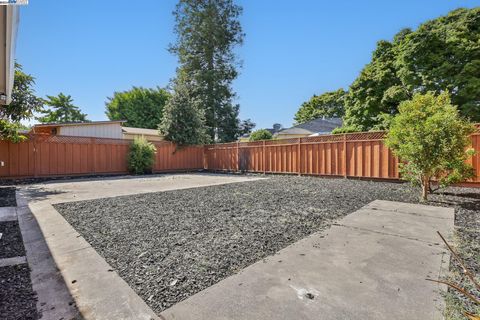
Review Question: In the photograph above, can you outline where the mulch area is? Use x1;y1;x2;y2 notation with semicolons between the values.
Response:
0;187;16;207
54;175;480;314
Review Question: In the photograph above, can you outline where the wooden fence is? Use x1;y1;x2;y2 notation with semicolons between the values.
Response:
205;131;480;184
0;134;204;178
2;132;480;185
205;132;400;179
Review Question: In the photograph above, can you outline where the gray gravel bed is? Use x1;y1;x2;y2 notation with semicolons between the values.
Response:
54;176;480;314
0;221;26;259
0;264;39;320
0;187;16;207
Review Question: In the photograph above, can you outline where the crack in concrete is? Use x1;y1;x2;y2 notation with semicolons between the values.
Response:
333;223;446;247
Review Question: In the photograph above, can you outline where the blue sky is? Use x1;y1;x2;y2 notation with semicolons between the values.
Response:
17;0;480;129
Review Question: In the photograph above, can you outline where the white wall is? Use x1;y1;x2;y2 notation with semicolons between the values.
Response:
59;123;123;139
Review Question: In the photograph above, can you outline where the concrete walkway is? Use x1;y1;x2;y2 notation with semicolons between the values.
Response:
17;173;264;320
161;200;453;320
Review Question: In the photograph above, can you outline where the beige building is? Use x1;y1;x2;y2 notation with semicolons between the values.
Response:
31;121;164;142
121;126;164;142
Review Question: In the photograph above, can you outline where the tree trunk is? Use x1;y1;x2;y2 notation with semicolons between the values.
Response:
422;176;430;201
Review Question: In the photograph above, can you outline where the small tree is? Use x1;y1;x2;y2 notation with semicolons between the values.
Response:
159;80;210;146
249;129;273;141
385;92;475;200
127;137;156;174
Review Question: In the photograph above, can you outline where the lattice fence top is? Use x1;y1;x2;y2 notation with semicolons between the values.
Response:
345;131;386;141
205;131;388;149
27;134;131;145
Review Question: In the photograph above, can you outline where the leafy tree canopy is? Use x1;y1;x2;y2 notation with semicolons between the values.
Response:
330;8;480;132
385;92;475;200
170;0;245;142
38;93;88;123
249;129;273;141
0;63;43;141
106;86;170;129
295;89;346;124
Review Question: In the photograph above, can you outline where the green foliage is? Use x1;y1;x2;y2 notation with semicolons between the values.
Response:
127;137;157;175
0;120;27;143
295;89;346;124
336;8;480;132
159;79;210;146
385;92;475;200
249;129;273;141
170;0;245;142
238;119;256;136
0;63;43;142
38;93;88;123
105;86;170;129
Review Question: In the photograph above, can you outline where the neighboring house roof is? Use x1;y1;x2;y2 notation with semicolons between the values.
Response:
122;127;162;136
278;117;343;135
33;120;125;128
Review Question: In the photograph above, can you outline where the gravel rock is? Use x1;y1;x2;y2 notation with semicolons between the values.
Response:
0;264;39;320
0;187;16;207
0;221;26;259
54;176;480;314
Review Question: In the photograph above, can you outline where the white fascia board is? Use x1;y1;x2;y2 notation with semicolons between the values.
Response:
4;6;19;105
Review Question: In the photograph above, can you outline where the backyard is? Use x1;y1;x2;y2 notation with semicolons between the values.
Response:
48;175;480;316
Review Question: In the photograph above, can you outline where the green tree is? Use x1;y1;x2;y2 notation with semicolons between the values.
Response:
170;0;244;142
159;79;210;146
385;92;475;200
239;118;256;136
38;93;88;123
337;8;480;132
105;86;170;129
295;89;346;124
396;8;480;120
0;63;43;141
249;129;272;141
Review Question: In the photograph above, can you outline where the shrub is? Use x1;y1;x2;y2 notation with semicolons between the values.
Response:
385;92;475;200
249;129;273;141
127;137;156;174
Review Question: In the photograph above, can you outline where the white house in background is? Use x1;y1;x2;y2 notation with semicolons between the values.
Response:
31;120;165;141
0;4;19;105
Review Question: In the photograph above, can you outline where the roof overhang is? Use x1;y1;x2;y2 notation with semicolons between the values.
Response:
33;120;126;128
0;5;19;105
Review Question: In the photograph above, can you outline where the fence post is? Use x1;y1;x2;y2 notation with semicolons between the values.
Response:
32;134;38;178
263;140;266;174
298;138;302;175
343;134;347;178
236;141;240;172
91;137;96;174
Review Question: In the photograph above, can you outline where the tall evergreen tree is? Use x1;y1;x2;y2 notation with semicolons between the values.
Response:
159;78;210;146
38;93;88;123
169;0;244;142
